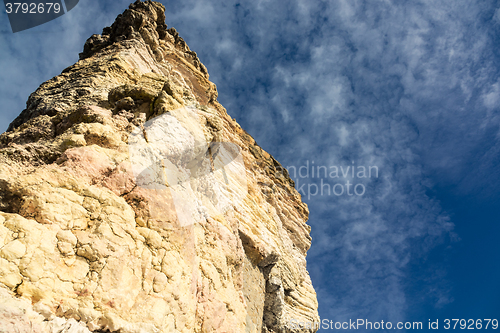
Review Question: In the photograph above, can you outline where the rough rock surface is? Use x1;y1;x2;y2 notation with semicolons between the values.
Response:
0;1;319;332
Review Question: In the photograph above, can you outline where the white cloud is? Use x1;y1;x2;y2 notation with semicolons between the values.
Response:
493;7;500;23
482;81;500;109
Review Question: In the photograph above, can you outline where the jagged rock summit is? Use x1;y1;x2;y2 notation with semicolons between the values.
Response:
0;1;319;332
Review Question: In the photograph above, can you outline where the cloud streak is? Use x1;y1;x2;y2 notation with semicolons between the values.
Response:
159;0;497;322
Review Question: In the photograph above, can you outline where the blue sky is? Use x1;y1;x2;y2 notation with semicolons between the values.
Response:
1;0;499;331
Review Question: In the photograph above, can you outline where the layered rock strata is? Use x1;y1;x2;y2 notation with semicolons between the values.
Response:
0;1;319;332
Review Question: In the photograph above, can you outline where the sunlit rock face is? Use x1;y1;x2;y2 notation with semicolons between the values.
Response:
0;1;319;332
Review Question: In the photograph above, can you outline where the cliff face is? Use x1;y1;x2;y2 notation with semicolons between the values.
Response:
0;1;319;332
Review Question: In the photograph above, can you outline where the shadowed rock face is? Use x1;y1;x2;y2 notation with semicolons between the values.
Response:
0;1;319;332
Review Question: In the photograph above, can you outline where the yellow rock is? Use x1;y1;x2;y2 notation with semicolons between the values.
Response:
0;239;26;261
0;1;318;332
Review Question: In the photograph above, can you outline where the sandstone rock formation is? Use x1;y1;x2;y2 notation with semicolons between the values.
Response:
0;1;319;332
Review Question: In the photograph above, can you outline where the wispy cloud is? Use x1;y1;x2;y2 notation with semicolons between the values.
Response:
160;0;498;322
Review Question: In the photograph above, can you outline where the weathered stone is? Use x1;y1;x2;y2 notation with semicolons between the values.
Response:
0;1;319;332
115;97;136;111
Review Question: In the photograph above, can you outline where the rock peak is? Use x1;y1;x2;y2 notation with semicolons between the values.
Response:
0;1;319;332
80;0;168;60
79;0;202;75
8;1;207;132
